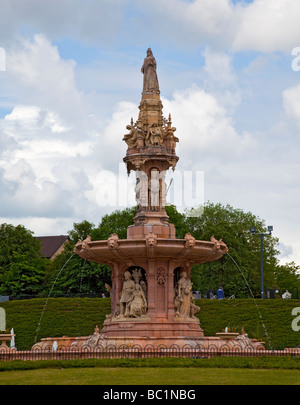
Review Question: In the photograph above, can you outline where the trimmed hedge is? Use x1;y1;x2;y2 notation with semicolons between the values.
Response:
197;299;300;350
0;298;299;350
0;356;299;371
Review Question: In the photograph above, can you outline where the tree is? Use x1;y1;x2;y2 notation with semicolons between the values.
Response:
273;261;300;297
68;220;95;244
92;207;136;240
186;202;280;298
45;206;185;296
0;223;47;296
43;203;299;299
165;204;189;238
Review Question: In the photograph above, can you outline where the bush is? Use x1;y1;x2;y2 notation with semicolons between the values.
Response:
0;357;299;371
0;298;299;350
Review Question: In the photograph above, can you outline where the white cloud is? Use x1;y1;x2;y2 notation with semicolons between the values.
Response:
136;0;300;53
282;83;300;129
232;0;300;52
1;1;300;54
6;34;86;131
4;105;70;137
202;47;236;86
0;0;128;47
0;34;99;222
0;9;299;269
162;86;254;167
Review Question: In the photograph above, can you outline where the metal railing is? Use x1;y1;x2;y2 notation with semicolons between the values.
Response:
0;343;299;361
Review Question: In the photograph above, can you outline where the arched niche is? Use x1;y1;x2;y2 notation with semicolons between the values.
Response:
173;267;181;287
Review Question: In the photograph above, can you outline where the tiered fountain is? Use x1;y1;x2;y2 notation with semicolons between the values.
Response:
33;49;264;351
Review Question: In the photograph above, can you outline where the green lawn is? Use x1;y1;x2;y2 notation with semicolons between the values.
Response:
0;367;299;385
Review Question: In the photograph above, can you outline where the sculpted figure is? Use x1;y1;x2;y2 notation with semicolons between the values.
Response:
123;123;138;148
141;48;159;94
132;268;142;284
129;284;147;318
146;232;157;247
184;233;196;249
108;233;119;249
174;272;194;319
117;269;148;319
119;271;135;318
150;169;160;207
189;294;200;318
146;122;163;146
160;170;167;208
135;170;148;209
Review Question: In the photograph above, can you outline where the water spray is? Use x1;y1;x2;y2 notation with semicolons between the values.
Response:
226;252;273;349
34;252;75;344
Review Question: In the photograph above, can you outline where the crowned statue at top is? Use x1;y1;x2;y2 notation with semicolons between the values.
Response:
141;48;160;94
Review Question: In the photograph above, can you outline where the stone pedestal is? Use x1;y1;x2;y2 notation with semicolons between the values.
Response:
0;334;16;351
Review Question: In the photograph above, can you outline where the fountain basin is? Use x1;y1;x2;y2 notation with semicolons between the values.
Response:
74;235;228;265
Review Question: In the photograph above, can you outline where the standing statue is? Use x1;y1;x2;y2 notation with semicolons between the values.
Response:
145;122;164;146
141;48;160;94
150;169;160;207
119;271;135;318
135;170;148;209
174;271;195;319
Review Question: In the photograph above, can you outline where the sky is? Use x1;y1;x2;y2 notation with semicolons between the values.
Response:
0;0;300;266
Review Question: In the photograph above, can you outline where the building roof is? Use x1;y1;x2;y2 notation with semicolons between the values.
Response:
36;235;70;259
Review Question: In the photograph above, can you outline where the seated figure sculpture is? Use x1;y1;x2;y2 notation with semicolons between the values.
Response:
123;123;138;149
128;284;147;318
118;269;148;319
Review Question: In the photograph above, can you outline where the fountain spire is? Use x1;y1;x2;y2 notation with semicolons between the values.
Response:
123;48;179;239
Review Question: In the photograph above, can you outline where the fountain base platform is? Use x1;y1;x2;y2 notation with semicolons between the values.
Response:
32;330;265;351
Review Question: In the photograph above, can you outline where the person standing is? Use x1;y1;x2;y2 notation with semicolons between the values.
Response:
217;285;225;299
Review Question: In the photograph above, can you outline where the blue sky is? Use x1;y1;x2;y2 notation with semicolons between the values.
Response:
0;0;300;266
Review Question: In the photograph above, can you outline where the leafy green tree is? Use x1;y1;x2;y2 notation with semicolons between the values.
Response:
68;220;95;244
165;204;189;238
43;203;299;299
46;205;186;296
92;207;136;240
43;211;127;296
0;223;47;296
273;261;300;297
44;245;111;296
186;202;280;298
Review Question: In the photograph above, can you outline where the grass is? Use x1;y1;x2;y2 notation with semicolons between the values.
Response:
0;366;299;385
0;357;299;385
1;356;300;371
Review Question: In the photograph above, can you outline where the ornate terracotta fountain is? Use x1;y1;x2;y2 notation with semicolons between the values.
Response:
72;49;230;349
33;49;265;351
